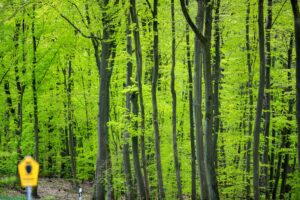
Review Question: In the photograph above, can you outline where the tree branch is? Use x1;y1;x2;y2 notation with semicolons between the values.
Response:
0;68;10;86
145;0;154;16
179;0;207;45
271;0;288;28
50;5;101;40
67;0;89;29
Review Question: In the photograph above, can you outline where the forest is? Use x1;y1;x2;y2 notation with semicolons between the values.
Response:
0;0;300;199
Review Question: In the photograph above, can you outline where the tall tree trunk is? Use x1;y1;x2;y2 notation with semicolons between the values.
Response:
185;0;196;198
254;0;266;199
290;0;300;171
14;18;25;170
279;34;294;199
203;1;219;199
94;1;115;198
245;0;253;198
67;60;77;182
129;0;149;198
152;0;165;198
31;3;39;197
213;0;221;168
262;1;272;199
171;0;183;198
123;14;134;200
194;1;208;198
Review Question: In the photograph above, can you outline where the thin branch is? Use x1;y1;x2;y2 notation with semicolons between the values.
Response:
271;0;288;28
67;0;89;29
50;4;101;40
145;0;154;16
0;68;10;86
179;0;207;45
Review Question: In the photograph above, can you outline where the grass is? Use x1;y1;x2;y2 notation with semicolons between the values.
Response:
0;195;26;200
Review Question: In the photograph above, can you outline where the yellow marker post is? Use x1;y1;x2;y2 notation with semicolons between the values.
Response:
18;156;39;200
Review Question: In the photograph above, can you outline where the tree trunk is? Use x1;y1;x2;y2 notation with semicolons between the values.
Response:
253;0;266;199
279;33;294;199
123;13;134;200
171;0;183;198
31;3;39;197
290;0;300;171
213;0;221;168
67;60;77;183
262;0;272;198
203;1;219;199
152;0;165;198
129;0;149;198
185;0;196;198
245;1;253;198
93;0;114;196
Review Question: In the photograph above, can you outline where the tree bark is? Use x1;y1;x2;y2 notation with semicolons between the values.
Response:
245;1;253;198
290;0;300;171
279;34;294;199
152;0;165;198
123;13;134;200
129;0;149;198
185;0;196;198
213;0;221;168
262;0;272;198
94;0;115;198
253;0;266;199
31;3;39;197
203;1;219;199
171;0;183;198
67;60;77;182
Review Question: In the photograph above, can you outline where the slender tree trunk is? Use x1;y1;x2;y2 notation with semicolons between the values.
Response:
192;0;209;198
279;34;294;199
31;3;39;197
129;0;149;198
170;0;183;198
123;14;134;200
272;149;283;199
203;1;219;199
14;19;25;173
245;1;253;198
213;0;221;167
253;0;266;199
152;0;165;198
262;1;272;198
185;0;196;198
67;60;77;182
290;0;300;171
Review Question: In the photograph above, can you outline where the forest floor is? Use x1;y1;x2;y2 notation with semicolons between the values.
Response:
0;178;93;200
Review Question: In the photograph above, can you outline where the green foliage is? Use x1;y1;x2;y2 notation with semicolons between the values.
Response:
0;0;299;198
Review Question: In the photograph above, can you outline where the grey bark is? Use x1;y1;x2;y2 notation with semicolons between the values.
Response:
94;0;115;198
185;0;196;198
129;0;149;198
152;0;165;198
253;0;266;199
203;1;219;199
171;0;183;198
262;1;272;199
